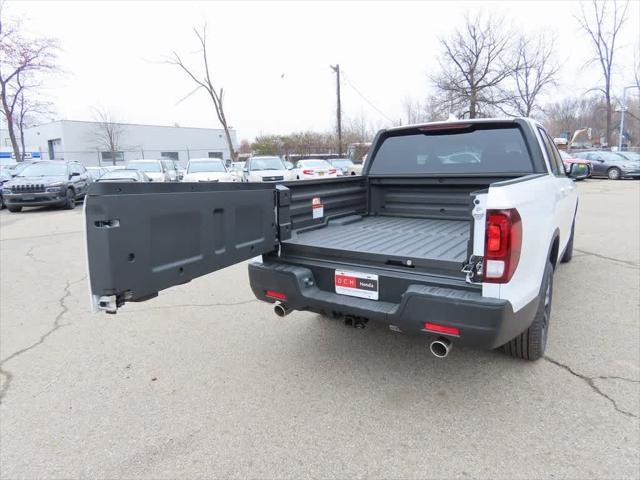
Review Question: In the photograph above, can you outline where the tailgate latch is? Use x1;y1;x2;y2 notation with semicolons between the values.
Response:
462;255;483;285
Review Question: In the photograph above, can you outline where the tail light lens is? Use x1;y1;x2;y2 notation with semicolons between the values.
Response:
302;169;314;175
483;208;522;283
328;168;337;174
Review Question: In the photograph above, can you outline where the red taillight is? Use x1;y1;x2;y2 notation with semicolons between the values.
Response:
483;208;522;283
302;169;314;175
423;322;460;336
328;168;337;174
265;290;287;300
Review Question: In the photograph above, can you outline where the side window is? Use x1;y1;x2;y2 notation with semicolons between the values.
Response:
537;128;559;175
70;164;81;175
545;133;566;176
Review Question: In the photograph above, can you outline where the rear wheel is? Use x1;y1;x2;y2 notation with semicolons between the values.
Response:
7;205;22;213
64;188;76;210
607;167;621;180
501;261;553;361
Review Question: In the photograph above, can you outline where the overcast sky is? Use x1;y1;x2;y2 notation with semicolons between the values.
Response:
9;0;640;141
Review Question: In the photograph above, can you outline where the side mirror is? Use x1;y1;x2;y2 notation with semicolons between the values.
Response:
568;163;589;180
243;168;249;173
70;172;80;178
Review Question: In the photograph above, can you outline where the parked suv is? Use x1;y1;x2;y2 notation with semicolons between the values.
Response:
244;156;295;182
3;160;90;212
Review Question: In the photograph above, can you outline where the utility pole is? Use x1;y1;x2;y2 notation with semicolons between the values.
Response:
618;85;638;150
330;64;342;156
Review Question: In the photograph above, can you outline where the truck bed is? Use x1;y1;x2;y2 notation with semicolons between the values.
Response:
282;214;470;270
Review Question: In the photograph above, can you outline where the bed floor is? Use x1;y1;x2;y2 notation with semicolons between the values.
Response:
284;215;471;263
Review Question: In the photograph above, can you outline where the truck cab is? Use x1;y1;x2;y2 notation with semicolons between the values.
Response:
85;118;583;360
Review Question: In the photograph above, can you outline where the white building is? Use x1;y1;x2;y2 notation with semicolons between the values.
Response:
23;120;237;166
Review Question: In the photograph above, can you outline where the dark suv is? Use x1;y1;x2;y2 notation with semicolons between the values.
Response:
3;161;90;212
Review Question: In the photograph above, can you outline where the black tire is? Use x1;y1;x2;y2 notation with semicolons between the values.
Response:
7;205;22;213
64;188;76;210
560;222;574;263
607;167;621;180
501;261;553;361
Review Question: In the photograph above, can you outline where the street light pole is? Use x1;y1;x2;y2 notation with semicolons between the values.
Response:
330;64;342;156
618;85;639;150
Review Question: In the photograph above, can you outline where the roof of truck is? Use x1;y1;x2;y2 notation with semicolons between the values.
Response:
386;117;538;132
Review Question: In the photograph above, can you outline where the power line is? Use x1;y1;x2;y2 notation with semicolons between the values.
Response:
340;70;395;123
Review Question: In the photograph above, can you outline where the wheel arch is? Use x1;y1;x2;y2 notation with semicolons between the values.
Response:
548;228;561;269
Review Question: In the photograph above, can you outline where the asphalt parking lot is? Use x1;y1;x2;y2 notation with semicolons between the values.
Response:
1;179;638;479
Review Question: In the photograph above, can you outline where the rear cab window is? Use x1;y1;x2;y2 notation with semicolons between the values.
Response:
369;124;536;176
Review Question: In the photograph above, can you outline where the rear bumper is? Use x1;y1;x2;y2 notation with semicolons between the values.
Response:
248;262;538;349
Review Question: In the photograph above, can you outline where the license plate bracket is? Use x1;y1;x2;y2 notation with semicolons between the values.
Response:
335;270;379;300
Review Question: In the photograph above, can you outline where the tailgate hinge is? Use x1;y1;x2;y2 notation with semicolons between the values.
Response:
275;184;292;241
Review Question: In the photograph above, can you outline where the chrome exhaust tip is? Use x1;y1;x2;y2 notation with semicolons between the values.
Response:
429;337;452;358
274;303;292;317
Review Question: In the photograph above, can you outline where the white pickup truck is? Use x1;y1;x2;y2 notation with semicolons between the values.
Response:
85;118;585;361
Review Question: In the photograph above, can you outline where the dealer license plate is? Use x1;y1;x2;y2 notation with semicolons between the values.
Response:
335;270;379;300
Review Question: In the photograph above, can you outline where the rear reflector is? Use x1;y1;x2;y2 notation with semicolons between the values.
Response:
423;322;460;336
265;290;287;300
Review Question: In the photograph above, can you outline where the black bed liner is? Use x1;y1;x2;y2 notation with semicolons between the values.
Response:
282;214;470;272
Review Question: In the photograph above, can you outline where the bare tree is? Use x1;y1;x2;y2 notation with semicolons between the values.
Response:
15;75;53;160
634;45;640;91
167;24;236;160
543;95;606;141
432;13;512;118
89;108;125;165
576;0;629;147
0;2;58;161
503;33;559;117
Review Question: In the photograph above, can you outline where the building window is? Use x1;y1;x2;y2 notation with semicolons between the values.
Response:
48;138;62;159
208;151;223;159
161;151;179;161
101;151;124;163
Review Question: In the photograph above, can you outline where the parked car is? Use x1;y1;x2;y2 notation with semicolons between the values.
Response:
572;150;640;179
559;150;591;179
328;158;357;176
86;166;108;181
243;156;295;182
1;162;31;178
182;158;238;182
161;159;180;182
3;160;90;212
616;151;640;162
125;159;171;182
97;169;151;182
85;118;587;361
295;159;338;180
0;171;11;208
